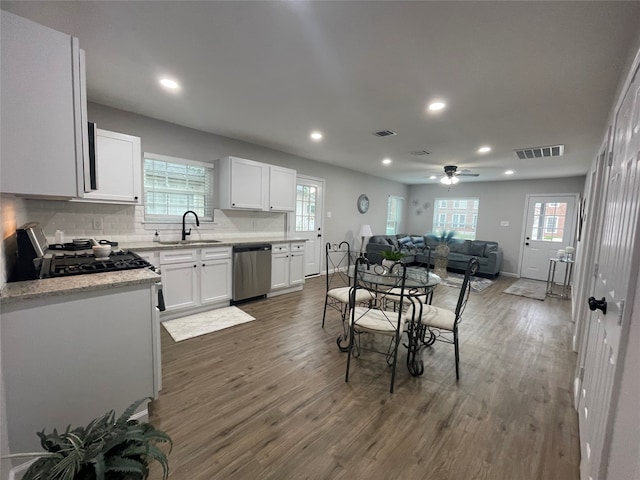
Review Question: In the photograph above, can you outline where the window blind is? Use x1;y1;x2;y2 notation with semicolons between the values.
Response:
143;154;213;220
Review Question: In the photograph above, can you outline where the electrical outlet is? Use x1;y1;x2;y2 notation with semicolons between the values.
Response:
92;218;103;230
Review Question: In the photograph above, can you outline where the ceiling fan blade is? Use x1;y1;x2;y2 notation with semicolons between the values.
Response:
458;173;479;177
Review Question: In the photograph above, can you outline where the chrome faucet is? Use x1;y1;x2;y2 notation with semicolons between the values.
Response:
181;210;200;241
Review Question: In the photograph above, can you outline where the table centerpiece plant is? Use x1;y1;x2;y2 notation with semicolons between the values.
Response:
381;250;405;271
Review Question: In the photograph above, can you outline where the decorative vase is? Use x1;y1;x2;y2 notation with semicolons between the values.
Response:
382;259;395;272
434;244;450;279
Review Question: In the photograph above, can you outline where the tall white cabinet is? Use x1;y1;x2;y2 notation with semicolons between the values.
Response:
0;10;87;198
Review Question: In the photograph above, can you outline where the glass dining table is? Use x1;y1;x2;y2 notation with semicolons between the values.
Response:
346;263;442;376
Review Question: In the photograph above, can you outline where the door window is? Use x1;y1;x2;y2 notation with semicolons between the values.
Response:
531;202;567;242
295;185;316;232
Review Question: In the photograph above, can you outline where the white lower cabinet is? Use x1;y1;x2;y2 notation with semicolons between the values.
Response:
159;247;232;318
162;261;199;311
271;244;290;290
270;242;305;296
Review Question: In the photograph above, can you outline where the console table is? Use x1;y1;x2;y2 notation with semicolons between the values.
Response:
546;258;574;299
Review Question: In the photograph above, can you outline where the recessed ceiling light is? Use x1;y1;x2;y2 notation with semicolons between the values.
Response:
310;131;323;141
478;146;492;154
429;175;437;180
505;170;515;175
159;78;180;90
382;158;392;165
427;101;446;112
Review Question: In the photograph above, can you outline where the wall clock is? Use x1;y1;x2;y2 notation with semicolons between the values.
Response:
357;194;369;214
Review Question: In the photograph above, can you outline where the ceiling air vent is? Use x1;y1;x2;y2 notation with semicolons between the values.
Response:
372;129;397;137
514;144;565;160
409;150;432;156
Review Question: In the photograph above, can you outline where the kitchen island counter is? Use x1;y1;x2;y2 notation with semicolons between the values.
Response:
0;268;160;305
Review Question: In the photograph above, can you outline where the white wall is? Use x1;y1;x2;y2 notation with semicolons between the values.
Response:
406;176;585;275
87;103;409;247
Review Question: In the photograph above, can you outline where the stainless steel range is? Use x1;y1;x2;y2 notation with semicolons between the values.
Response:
40;250;153;278
14;222;153;280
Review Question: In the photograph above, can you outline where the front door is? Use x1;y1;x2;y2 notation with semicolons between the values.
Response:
292;175;324;277
578;61;640;480
520;194;577;281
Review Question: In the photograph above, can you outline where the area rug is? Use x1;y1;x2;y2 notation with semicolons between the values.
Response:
439;272;495;293
503;279;547;301
162;306;256;342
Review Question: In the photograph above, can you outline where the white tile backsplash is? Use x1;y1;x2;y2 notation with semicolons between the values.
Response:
19;199;286;244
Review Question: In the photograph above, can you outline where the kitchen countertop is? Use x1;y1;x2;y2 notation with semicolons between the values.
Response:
0;268;160;305
124;236;308;252
1;236;306;305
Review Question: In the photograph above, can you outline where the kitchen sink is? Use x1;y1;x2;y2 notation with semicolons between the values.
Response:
158;240;222;245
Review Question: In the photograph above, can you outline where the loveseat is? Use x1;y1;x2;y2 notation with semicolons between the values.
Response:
365;234;503;278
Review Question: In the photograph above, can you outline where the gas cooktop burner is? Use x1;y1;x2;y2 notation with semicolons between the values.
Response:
41;250;153;278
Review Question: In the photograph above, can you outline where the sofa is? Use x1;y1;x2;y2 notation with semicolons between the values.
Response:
365;234;503;278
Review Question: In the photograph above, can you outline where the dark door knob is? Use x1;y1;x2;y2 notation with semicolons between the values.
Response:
525;242;529;246
588;296;607;315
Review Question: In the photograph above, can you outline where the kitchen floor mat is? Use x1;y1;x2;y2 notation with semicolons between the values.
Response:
162;306;256;342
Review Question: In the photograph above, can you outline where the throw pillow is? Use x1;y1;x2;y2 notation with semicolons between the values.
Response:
411;235;425;247
485;243;498;254
397;236;412;246
470;241;486;256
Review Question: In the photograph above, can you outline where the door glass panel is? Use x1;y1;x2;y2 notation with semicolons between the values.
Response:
530;202;568;242
295;185;317;232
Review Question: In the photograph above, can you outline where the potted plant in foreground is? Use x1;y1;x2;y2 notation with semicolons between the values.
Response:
6;398;172;480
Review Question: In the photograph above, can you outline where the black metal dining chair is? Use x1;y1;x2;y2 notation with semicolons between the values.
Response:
323;242;373;350
345;257;410;393
406;256;478;380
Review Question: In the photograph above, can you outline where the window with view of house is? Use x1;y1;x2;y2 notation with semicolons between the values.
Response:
386;195;404;234
143;153;214;220
530;202;567;242
433;197;479;239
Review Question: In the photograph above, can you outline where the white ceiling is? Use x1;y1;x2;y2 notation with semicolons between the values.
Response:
3;1;640;184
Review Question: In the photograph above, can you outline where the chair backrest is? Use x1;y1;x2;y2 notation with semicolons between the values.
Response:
351;256;408;307
454;256;479;321
326;242;353;291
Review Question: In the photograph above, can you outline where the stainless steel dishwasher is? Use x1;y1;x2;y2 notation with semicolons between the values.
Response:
232;244;272;303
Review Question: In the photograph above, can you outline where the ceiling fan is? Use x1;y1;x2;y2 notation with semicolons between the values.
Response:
434;165;479;185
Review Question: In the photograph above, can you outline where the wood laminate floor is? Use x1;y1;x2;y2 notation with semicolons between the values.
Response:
149;275;580;479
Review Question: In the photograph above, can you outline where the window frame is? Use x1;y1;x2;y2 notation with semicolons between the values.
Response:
433;197;479;240
143;152;214;222
386;195;404;235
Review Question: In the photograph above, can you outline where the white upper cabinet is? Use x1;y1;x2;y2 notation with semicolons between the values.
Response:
268;165;296;212
0;11;87;198
79;129;142;204
214;156;296;212
214;156;269;210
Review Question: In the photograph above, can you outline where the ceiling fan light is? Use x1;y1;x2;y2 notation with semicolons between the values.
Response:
440;176;459;185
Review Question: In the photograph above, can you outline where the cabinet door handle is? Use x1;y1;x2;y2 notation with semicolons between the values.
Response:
193;264;197;268
202;264;205;267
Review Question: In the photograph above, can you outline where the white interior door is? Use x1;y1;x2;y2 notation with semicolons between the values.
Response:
578;60;640;480
292;175;324;277
520;194;577;281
